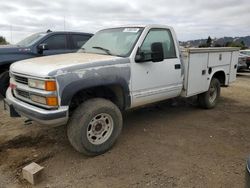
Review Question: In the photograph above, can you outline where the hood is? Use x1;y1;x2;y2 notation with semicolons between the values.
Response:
0;44;31;54
10;52;124;78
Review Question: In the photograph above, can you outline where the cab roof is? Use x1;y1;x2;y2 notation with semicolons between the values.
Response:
99;24;174;31
38;31;93;36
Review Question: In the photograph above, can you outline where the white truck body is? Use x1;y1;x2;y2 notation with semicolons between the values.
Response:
5;24;239;122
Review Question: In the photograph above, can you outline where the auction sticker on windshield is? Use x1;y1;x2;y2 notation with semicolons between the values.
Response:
123;28;140;33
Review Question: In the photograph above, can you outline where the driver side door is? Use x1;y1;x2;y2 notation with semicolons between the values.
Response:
130;28;183;108
40;34;73;56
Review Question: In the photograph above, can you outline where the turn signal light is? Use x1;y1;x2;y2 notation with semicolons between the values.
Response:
45;81;57;91
46;97;58;106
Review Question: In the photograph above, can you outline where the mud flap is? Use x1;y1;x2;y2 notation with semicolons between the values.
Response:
3;99;21;117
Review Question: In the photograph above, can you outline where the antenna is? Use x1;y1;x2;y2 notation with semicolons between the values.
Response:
63;16;66;31
10;25;13;44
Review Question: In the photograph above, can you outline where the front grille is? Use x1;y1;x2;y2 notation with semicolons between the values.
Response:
16;89;30;99
11;73;57;110
14;75;28;85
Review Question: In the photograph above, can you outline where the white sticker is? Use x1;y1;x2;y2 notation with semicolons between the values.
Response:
123;28;140;33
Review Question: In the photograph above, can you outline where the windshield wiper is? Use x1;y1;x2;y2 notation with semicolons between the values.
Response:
92;46;112;55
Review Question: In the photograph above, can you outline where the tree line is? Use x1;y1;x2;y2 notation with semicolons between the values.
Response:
0;36;9;45
199;36;247;49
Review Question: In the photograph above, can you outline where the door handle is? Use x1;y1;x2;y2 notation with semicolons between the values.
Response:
175;64;181;69
202;70;206;75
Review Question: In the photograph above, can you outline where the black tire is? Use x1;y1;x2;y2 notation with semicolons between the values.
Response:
246;159;250;188
0;71;10;98
245;169;250;188
67;98;123;156
198;78;221;109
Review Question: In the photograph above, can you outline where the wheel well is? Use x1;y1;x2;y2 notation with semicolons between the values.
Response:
212;71;226;86
0;64;10;74
69;85;125;115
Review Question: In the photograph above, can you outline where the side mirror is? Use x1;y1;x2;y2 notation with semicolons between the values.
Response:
37;43;48;54
151;42;164;62
135;49;145;63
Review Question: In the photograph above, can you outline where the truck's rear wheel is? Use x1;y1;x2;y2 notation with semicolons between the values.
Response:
0;71;10;98
67;98;122;156
198;78;220;109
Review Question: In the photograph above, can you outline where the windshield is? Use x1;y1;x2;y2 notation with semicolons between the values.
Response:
80;27;144;57
241;51;250;56
16;33;46;47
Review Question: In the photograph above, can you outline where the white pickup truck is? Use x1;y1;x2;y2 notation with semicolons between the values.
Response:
4;25;239;156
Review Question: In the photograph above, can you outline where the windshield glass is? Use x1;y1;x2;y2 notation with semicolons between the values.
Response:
16;33;46;47
80;27;144;57
241;51;250;56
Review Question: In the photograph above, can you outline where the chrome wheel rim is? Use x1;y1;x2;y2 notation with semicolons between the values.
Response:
87;113;114;145
209;83;217;104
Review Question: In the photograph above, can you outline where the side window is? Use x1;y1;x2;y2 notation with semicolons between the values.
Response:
140;29;176;60
43;35;67;50
72;35;91;49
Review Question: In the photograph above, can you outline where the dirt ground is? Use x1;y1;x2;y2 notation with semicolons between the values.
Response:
0;72;250;188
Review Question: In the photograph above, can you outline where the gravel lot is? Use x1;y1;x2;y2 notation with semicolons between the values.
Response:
0;72;250;188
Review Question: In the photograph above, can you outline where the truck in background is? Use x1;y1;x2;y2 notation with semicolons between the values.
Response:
240;50;250;69
4;25;239;156
237;53;248;71
0;30;93;97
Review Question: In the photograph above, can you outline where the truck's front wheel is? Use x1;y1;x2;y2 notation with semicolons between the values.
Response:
198;78;221;109
67;98;123;156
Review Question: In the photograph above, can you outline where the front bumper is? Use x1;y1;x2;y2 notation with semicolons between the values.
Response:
246;61;250;69
5;87;69;126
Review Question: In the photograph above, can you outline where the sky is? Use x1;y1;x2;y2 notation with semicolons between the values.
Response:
0;0;249;44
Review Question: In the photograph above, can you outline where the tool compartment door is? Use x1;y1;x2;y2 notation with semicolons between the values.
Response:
186;53;209;96
229;51;238;83
208;52;231;67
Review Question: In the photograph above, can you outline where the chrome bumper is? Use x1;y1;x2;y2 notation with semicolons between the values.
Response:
5;88;69;126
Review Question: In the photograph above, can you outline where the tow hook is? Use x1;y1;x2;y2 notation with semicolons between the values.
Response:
24;119;33;125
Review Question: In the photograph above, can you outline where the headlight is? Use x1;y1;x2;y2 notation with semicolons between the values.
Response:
30;94;58;106
28;79;57;91
28;79;45;90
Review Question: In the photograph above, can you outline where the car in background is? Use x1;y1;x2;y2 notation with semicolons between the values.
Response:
240;50;250;69
0;30;93;97
237;53;248;72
